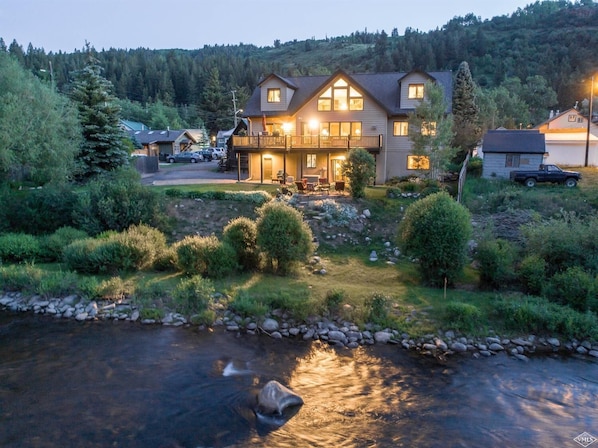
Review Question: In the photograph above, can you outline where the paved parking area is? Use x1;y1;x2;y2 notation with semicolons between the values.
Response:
141;160;238;186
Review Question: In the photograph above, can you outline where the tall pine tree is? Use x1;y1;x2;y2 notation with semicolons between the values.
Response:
70;45;128;179
452;61;481;162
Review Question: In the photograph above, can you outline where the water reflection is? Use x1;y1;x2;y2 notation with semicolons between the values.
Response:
0;313;597;448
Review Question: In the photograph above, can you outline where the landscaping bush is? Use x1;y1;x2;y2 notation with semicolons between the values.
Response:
466;156;483;177
443;301;482;333
41;226;89;262
256;201;314;275
397;191;472;287
522;212;598;276
62;225;167;274
172;275;214;316
475;238;517;290
96;276;131;301
0;184;79;234
229;290;269;318
544;266;595;311
0;233;42;263
222;217;260;271
342;147;376;199
518;255;547;295
495;296;598;341
72;168;170;235
175;235;237;278
325;288;346;313
364;292;390;326
0;264;44;293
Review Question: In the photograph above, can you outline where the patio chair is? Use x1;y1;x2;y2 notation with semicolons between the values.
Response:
334;180;345;194
295;181;308;193
318;178;330;194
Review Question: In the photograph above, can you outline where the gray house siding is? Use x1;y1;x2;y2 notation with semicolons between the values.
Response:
482;153;545;179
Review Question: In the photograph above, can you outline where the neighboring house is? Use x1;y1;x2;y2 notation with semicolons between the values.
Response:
127;129;196;157
120;120;149;132
534;108;598;167
232;69;452;184
481;130;546;179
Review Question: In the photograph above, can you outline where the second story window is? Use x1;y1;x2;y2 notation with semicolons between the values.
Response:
421;121;437;136
408;83;425;99
393;121;409;136
267;88;281;103
318;78;363;111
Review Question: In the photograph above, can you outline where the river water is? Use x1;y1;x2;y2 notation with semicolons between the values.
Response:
1;312;597;448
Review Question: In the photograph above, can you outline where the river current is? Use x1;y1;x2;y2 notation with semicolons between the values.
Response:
1;312;597;448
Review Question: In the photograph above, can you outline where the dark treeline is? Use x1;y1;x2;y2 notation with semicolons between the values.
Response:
2;0;597;132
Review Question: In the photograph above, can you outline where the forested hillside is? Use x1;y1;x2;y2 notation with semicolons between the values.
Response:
2;0;597;133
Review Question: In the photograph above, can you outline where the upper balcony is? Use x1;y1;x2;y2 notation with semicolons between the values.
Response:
232;134;383;152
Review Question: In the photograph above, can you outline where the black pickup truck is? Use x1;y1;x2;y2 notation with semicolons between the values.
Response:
509;164;581;187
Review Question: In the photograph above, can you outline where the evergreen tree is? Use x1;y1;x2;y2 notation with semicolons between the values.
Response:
70;46;128;179
408;82;456;180
452;61;482;162
201;67;228;135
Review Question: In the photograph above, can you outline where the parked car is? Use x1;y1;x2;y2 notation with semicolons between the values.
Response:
196;149;213;161
509;164;581;187
211;147;226;159
166;151;203;163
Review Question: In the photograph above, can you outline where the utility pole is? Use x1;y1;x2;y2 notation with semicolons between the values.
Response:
585;75;594;168
231;90;238;126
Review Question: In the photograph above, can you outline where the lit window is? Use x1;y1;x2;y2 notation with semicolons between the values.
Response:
408;83;425;99
320;122;362;137
267;88;281;103
421;121;437;136
307;154;317;168
505;154;520;168
393;121;408;136
318;78;363;111
407;155;430;170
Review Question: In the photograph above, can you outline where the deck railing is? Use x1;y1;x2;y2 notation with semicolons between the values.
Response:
232;134;383;150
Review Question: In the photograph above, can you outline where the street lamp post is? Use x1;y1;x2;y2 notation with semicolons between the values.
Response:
234;108;243;127
585;75;594;167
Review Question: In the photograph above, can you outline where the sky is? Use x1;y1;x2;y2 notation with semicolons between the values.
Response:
1;0;535;53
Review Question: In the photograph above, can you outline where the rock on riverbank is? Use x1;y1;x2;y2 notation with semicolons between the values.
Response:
2;291;598;361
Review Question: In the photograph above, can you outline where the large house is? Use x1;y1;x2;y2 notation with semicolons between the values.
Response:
535;108;598;167
232;69;452;184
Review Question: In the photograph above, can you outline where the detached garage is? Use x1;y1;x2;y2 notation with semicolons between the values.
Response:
481;130;546;179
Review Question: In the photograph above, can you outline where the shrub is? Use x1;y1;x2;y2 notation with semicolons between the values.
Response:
41;227;89;262
0;185;79;234
325;288;346;313
62;238;102;273
97;276;130;301
475;239;517;290
544;266;595;311
397;191;472;287
495;296;598;341
35;270;82;298
443;302;482;333
222;217;260;271
229;290;269;318
132;280;169;306
522;212;598;276
256;201;314;275
72;168;170;235
518;255;547;295
0;233;42;263
175;235;237;278
172;275;214;316
62;225;167;274
364;292;390;326
0;264;44;293
466;156;483;177
342;147;376;199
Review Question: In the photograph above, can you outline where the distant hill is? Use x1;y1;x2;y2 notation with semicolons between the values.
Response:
3;0;597;128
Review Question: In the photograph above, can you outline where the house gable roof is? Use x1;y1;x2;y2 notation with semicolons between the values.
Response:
128;129;194;145
482;130;546;154
242;69;453;118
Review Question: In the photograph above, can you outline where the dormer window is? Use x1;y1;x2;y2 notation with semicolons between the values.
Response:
408;83;425;99
267;88;281;103
318;78;363;111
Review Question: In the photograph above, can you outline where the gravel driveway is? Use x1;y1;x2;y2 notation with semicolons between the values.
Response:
141;160;238;186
